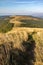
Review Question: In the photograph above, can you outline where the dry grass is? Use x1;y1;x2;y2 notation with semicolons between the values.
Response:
0;27;43;65
0;16;43;65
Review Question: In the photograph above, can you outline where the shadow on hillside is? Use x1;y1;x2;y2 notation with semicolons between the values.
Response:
10;35;36;65
19;20;43;28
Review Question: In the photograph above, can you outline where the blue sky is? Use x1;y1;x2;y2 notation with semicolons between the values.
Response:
0;0;43;15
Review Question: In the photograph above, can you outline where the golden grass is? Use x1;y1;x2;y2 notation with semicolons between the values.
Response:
0;27;43;65
0;16;43;65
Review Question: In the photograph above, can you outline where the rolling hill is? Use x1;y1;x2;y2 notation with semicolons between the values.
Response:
0;15;43;65
0;15;43;33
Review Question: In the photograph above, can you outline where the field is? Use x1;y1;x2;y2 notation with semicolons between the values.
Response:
0;16;43;65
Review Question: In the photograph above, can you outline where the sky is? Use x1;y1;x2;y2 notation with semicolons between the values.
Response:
0;0;43;16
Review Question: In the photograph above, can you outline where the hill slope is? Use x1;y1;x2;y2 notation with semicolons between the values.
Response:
0;16;43;65
0;28;43;65
0;15;43;33
9;16;43;28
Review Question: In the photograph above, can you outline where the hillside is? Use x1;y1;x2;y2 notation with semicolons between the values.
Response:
0;16;43;65
9;16;43;28
0;16;43;33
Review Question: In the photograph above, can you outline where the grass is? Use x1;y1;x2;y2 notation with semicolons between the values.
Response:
32;32;43;65
0;16;43;33
19;19;43;28
0;16;43;65
0;30;43;65
0;19;14;33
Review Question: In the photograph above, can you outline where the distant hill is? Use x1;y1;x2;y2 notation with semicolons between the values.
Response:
0;15;43;33
6;15;43;28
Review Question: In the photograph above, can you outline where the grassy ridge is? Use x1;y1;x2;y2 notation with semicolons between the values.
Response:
0;16;43;33
0;16;43;65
